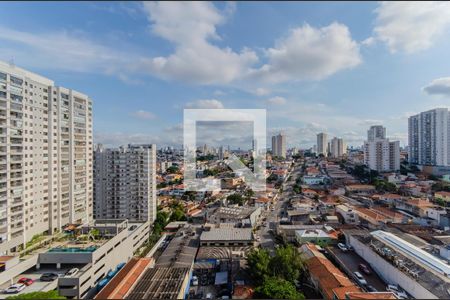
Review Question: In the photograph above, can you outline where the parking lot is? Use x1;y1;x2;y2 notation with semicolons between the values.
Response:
0;266;69;298
327;246;387;292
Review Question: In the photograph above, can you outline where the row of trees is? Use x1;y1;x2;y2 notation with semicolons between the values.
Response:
247;245;305;299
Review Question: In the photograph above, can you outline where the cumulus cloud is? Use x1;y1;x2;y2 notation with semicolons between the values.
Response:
0;2;364;87
374;1;450;53
131;110;156;120
423;77;450;96
266;96;287;105
249;22;361;83
141;1;258;85
185;99;225;109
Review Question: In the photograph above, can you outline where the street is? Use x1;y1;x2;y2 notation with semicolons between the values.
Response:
256;161;303;254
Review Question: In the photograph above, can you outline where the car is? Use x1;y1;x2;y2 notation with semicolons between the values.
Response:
353;271;367;285
358;263;371;275
4;283;25;294
17;278;34;286
40;272;59;282
337;243;348;251
192;275;198;286
366;285;377;292
65;268;79;277
386;285;407;298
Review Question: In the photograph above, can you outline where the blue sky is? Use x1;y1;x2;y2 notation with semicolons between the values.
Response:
1;1;450;149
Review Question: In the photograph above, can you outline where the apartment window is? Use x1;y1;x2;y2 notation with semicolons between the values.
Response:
10;76;23;86
0;72;6;82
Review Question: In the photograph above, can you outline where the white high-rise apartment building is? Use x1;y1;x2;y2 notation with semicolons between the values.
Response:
271;133;286;158
367;125;386;141
94;144;157;223
0;61;93;254
363;125;400;172
408;108;450;166
330;137;346;158
317;133;328;156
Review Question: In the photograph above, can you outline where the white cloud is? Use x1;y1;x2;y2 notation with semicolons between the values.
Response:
213;90;226;96
374;1;450;53
266;96;287;105
131;110;156;120
249;22;361;83
0;2;364;88
423;77;450;96
0;26;137;75
185;99;225;109
253;88;271;96
141;2;258;85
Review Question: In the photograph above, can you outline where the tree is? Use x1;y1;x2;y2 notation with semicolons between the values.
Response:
254;277;304;300
169;208;187;222
166;166;179;174
246;248;271;284
227;193;244;206
269;245;305;283
88;228;100;241
6;291;65;299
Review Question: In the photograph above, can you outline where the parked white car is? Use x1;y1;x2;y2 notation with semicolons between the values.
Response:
4;283;25;294
192;276;198;286
353;271;367;285
386;284;407;299
65;268;79;277
337;243;348;252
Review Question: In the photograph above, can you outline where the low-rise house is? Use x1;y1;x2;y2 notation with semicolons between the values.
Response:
336;204;359;224
295;229;337;246
207;206;262;228
435;191;450;205
200;224;253;247
303;176;326;185
372;193;404;205
345;184;376;195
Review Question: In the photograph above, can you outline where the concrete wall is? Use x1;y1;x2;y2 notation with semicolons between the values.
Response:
58;221;150;299
348;235;437;299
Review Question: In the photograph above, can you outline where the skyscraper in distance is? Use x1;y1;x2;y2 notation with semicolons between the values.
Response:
364;125;400;172
271;133;286;158
408;108;450;166
317;133;328;156
367;125;386;141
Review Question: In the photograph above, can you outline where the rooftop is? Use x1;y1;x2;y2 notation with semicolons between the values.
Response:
201;227;253;241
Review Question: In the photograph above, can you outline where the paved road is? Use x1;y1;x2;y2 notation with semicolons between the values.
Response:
328;246;387;292
256;161;302;254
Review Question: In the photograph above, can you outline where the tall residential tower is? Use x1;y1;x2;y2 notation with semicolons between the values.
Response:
271;133;286;158
408;108;450;166
0;61;93;254
363;125;400;172
317;133;328;156
94;144;157;223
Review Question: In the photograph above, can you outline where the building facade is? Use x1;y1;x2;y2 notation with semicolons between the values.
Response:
94;144;157;223
363;126;400;172
271;133;286;158
317;133;328;157
330;137;346;158
408;108;450;166
0;61;93;254
367;125;386;141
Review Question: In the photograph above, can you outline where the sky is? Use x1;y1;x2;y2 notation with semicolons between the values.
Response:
1;1;450;149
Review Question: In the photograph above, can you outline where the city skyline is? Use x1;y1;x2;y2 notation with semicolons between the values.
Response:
1;2;450;148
